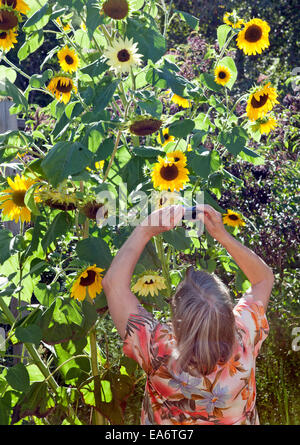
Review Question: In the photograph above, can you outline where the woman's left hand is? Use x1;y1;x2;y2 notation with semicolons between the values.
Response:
139;205;184;238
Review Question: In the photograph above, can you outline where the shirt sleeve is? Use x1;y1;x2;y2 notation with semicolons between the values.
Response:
123;304;173;374
234;295;269;357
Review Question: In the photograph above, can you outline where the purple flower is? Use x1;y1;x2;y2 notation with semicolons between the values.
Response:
198;384;230;414
169;372;203;399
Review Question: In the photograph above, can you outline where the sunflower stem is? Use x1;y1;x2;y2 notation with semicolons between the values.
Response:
155;235;172;298
214;30;237;69
2;55;31;80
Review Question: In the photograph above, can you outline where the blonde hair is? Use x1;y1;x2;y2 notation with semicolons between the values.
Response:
171;267;236;375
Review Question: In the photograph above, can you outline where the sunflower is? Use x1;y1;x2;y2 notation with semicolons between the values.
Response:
132;272;166;297
157;128;175;147
39;187;78;211
47;75;77;104
246;82;278;121
151;156;189;192
103;36;143;74
151;190;180;210
70;265;104;301
55;17;71;33
101;0;133;20
171;93;190;109
0;8;19;30
57;46;79;73
0;174;36;223
0;27;17;51
0;0;30;15
223;11;244;29
129;116;162;136
166;150;187;166
222;209;245;228
214;65;231;86
258;116;278;135
236;18;270;55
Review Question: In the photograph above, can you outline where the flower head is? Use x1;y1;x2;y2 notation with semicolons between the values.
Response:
57;46;79;73
47;75;77;104
151;156;189;192
0;0;30;15
222;209;245;228
246;82;278;121
166;150;187;167
157;128;175;147
258;116;278;135
0;8;19;30
214;65;231;86
132;272;166;297
0;174;37;223
70;265;105;301
101;0;133;20
55;17;71;32
129;116;162;136
237;18;270;55
103;36;143;74
170;92;190;109
0;27;17;51
223;11;244;29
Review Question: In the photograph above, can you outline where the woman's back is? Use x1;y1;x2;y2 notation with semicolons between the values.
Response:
123;294;269;425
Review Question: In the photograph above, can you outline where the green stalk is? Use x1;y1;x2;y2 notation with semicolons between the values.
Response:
155;235;172;298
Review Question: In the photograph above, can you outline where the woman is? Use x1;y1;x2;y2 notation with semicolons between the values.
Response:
102;204;274;425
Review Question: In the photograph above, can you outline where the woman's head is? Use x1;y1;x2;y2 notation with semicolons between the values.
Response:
171;267;236;375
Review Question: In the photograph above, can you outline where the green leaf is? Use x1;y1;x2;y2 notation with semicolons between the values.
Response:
0;230;13;265
176;10;199;30
239;147;265;165
219;126;248;155
33;282;58;307
200;73;222;92
41;212;72;252
12;382;55;424
23;3;51;31
0;66;17;84
86;0;105;39
18;31;44;61
6;363;30;392
138;97;163;118
15;325;42;346
81;59;109;78
169;119;195;138
218;56;238;90
162;227;192;250
132;147;164;158
126;18;166;63
122;156;145;193
186;149;211;179
93;80;120;114
4;79;28;111
54;340;89;384
217;24;232;49
146;65;191;97
24;183;41;216
76;237;113;269
94;138;115;161
41;141;93;187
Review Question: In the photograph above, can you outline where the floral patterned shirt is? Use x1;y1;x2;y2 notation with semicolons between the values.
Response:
123;295;269;425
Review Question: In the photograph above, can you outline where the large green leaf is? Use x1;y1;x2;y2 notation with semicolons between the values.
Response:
41;141;93;187
93;80;120;114
41;212;72;252
54;339;89;385
0;230;13;265
169;119;195;139
3;79;28;111
76;237;112;269
186;149;211;179
163;227;193;250
6;363;30;392
18;31;44;61
217;24;232;49
176;10;199;30
126;18;166;63
14;325;42;346
219;126;248;155
23;2;51;31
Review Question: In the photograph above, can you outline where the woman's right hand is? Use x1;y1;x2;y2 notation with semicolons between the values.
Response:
196;204;229;243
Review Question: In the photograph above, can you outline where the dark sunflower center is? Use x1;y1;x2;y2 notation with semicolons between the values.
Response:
251;93;269;109
164;134;170;141
0;31;7;39
229;214;239;221
218;71;227;79
174;157;180;162
103;0;129;20
80;270;96;287
3;0;17;8
130;119;162;136
144;279;154;285
244;24;263;43
56;79;73;93
12;191;26;207
117;49;130;62
0;10;18;30
160;164;179;181
65;55;74;65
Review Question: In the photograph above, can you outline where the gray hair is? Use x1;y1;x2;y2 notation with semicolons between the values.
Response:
171;267;236;375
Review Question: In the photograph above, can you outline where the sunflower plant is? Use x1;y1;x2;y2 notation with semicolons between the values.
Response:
0;0;280;426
